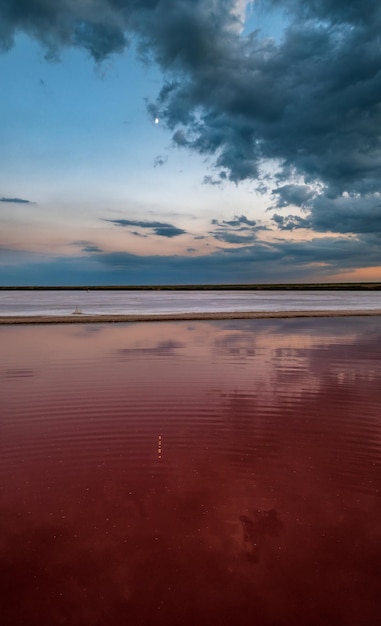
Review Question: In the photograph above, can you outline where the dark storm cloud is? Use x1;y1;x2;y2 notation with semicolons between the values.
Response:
269;185;315;210
268;0;379;27
271;213;309;231
145;0;381;236
104;218;186;237
0;196;34;204
273;193;381;234
143;0;381;193
2;1;381;237
0;0;128;60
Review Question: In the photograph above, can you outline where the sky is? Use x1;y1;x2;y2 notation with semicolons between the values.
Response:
1;0;381;285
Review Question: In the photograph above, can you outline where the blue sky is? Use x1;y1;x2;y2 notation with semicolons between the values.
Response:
1;0;381;285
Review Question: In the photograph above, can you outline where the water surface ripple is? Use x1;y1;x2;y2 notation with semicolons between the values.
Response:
1;317;381;625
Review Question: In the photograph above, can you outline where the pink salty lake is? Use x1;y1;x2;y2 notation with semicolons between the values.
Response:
1;317;381;626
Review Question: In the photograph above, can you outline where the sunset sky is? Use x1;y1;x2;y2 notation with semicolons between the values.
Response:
1;0;381;285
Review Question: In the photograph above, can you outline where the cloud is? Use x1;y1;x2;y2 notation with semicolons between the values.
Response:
0;196;34;204
130;231;148;238
2;1;381;238
272;193;381;234
73;240;103;253
0;0;128;60
210;214;266;244
81;245;102;253
112;234;381;272
143;0;381;237
216;215;258;228
90;234;381;283
1;231;381;285
104;218;186;238
153;155;168;167
213;231;259;245
203;175;223;187
271;213;309;231
269;185;316;210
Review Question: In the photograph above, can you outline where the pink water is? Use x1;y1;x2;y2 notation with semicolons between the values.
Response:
1;317;381;625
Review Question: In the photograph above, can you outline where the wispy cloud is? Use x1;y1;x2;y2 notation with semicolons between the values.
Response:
153;155;168;168
104;218;186;238
210;214;266;244
213;216;258;228
72;240;103;253
0;197;34;204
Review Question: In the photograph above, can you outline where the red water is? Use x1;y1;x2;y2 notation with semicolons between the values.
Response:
1;318;381;625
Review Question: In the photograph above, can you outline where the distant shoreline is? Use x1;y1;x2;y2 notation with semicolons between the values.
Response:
1;310;381;325
1;283;381;291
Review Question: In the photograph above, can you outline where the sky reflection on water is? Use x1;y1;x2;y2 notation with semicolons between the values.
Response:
1;318;381;625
